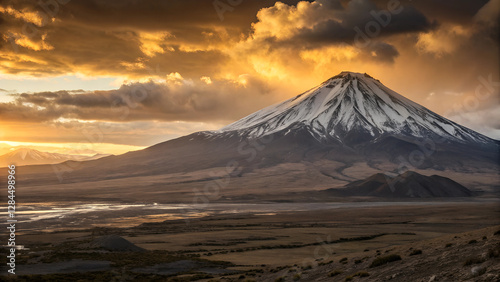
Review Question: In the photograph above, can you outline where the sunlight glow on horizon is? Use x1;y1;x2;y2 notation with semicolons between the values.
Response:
0;74;124;95
0;140;145;156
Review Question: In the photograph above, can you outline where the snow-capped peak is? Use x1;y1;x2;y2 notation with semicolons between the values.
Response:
217;71;493;145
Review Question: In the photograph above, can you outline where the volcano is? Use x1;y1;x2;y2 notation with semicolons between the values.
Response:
14;72;499;199
218;72;493;146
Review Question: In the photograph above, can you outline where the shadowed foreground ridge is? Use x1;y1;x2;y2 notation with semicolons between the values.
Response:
329;171;475;198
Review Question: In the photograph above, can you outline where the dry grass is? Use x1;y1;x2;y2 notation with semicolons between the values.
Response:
328;270;343;277
409;249;422;256
369;254;402;268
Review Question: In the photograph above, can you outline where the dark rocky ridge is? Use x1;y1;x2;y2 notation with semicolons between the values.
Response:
328;171;475;198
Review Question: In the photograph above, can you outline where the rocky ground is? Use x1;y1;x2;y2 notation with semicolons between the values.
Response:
254;225;500;282
1;225;499;281
1;203;498;281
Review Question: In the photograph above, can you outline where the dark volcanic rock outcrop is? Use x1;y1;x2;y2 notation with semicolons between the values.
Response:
328;171;475;198
90;235;145;252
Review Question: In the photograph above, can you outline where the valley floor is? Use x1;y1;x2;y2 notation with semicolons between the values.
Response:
1;202;499;281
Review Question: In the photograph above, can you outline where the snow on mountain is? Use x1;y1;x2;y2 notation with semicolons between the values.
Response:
0;148;111;167
218;72;494;145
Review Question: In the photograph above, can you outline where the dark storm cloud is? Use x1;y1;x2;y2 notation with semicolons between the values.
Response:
364;42;399;63
395;0;490;24
0;77;280;123
283;1;434;45
241;0;434;64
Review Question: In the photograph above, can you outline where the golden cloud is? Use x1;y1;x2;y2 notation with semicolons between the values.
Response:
251;1;324;40
416;24;472;56
138;31;173;57
10;32;54;51
300;45;359;65
0;5;46;26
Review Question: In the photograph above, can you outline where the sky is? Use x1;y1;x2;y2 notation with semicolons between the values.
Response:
0;0;498;156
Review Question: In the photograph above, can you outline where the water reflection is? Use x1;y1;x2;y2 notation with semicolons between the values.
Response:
3;201;490;233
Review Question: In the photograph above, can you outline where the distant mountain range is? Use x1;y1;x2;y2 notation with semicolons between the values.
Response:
0;148;110;167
